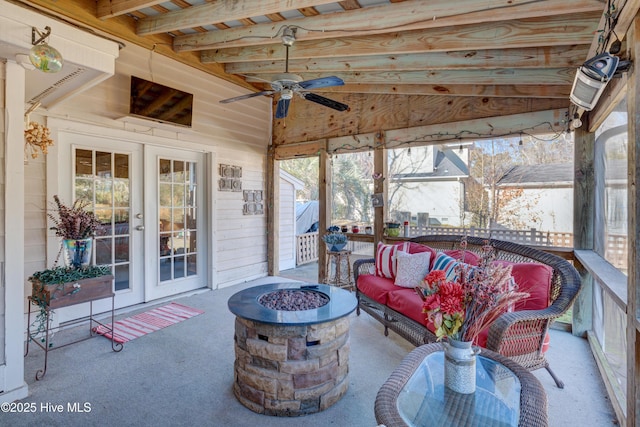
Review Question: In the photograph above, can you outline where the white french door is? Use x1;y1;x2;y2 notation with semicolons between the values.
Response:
55;130;207;319
143;146;207;300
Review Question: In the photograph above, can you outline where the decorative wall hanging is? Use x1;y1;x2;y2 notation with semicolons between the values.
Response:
371;193;384;208
243;190;264;215
24;121;54;159
218;164;242;192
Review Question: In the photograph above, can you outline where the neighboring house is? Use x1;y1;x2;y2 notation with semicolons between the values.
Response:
1;3;271;401
279;170;304;271
496;163;573;232
390;146;469;227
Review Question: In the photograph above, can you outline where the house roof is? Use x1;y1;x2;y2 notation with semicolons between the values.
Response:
498;160;628;186
393;148;468;180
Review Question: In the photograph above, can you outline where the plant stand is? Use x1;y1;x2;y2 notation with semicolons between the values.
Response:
325;249;353;289
24;275;122;380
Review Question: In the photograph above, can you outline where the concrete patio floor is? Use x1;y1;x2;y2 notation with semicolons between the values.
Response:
6;273;618;427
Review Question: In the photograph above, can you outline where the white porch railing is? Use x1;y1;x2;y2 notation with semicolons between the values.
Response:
296;227;627;269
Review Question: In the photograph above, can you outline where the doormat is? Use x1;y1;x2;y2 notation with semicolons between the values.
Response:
93;302;204;344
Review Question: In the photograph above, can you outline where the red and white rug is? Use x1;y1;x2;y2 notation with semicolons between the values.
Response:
93;302;204;344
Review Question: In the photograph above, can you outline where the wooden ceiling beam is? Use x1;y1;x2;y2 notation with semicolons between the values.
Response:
272;92;569;145
224;45;589;74
245;68;575;86
203;12;599;63
97;1;164;19
136;0;338;35
175;0;603;51
311;83;571;98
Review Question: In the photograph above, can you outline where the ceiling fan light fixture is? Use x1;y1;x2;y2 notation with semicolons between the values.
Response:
281;89;294;100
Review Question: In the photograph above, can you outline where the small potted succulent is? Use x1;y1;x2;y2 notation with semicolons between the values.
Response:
322;231;348;252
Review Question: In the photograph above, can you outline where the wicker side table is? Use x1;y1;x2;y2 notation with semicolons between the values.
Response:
375;343;548;427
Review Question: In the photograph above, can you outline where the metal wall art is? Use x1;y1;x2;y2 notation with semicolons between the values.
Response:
218;164;242;192
243;190;264;215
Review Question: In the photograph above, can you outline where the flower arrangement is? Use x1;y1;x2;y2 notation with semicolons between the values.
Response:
47;195;102;240
24;121;54;159
416;239;529;342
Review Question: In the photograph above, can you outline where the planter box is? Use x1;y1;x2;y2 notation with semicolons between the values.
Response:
30;275;114;309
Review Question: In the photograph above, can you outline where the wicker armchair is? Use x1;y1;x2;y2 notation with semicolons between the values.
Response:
354;235;582;388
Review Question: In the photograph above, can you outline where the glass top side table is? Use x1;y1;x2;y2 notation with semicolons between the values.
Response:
375;343;548;427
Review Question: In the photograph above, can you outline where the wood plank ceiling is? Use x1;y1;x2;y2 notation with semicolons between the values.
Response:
20;0;609;151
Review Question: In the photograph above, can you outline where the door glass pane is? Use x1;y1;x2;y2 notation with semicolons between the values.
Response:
158;158;197;282
74;148;131;292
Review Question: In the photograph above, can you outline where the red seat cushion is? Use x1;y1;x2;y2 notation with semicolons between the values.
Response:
357;274;401;305
387;288;428;326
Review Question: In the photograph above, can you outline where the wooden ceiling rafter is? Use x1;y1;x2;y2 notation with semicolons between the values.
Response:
173;0;603;52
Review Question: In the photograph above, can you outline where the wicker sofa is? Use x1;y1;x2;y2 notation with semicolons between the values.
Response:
354;235;582;388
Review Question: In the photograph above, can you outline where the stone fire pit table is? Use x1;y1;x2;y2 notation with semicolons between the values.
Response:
228;283;357;416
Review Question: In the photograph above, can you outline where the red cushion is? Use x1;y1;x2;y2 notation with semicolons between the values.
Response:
494;261;553;311
357;274;400;305
443;249;481;266
387;288;427;325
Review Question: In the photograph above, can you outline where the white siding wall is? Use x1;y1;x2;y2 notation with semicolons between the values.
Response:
507;187;574;232
279;178;296;271
24;42;272;293
393;180;464;226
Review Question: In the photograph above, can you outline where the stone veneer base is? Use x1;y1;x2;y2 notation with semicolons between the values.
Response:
232;315;351;416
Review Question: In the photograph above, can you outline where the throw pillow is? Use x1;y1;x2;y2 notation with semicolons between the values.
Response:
375;242;410;279
431;252;461;282
394;250;431;288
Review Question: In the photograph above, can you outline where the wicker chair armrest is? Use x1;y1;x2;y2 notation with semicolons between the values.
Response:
353;258;375;283
486;309;558;356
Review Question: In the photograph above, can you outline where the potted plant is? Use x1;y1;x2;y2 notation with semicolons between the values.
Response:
28;265;113;345
47;195;102;268
322;232;348;252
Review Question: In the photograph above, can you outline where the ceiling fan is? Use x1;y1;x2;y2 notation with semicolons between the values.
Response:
219;27;349;119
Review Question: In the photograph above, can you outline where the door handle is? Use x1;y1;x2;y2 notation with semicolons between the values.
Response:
135;225;145;231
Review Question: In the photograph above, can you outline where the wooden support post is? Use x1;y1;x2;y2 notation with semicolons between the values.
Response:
572;122;595;336
318;143;330;283
373;131;386;247
627;13;640;427
267;146;279;276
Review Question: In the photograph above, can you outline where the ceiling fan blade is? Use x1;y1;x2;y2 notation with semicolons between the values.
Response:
301;92;349;112
298;76;344;90
275;98;291;118
219;90;274;104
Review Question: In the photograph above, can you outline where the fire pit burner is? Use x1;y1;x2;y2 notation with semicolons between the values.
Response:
258;289;329;311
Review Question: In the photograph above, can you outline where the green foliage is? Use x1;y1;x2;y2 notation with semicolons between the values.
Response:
30;265;111;285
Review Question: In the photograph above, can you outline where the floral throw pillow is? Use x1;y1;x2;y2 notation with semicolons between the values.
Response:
394;250;431;288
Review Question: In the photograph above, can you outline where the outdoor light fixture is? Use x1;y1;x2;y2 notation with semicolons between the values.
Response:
569;52;619;111
29;26;63;73
281;26;296;47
